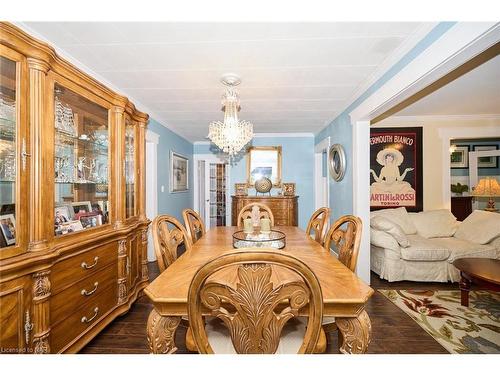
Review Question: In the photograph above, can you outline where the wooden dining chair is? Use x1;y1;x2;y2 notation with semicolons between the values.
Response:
151;215;193;272
306;207;331;245
151;214;197;351
182;208;206;244
236;203;275;228
321;215;363;342
187;249;323;354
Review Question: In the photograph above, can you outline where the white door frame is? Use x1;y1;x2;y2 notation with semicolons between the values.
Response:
348;22;499;284
145;129;159;262
438;126;500;210
314;136;330;211
193;154;231;227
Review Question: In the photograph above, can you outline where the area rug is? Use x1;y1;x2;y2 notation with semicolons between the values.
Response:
378;289;500;354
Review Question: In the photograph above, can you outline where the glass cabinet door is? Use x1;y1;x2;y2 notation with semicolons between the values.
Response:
0;56;18;249
125;118;136;218
53;83;110;236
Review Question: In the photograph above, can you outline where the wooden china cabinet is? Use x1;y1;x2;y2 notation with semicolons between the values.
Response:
0;23;150;353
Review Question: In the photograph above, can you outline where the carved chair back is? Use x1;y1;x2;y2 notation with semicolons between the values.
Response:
323;215;362;272
151;215;192;273
305;207;331;245
187;249;323;354
182;208;206;244
237;203;275;228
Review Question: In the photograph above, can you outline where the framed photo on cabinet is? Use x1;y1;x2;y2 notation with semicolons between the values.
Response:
0;214;16;246
170;151;189;192
370;127;423;212
235;183;248;196
282;182;296;196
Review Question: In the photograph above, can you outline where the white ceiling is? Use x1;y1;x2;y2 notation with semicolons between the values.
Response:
23;22;430;141
397;54;500;116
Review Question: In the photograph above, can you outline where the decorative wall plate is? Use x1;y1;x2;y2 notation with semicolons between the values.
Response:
328;144;346;182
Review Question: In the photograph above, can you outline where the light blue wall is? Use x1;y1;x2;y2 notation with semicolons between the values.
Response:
314;22;456;221
195;136;315;229
148;118;194;222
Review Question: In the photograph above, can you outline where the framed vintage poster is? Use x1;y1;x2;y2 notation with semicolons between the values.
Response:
170;151;189;192
370;127;423;212
450;145;469;168
473;144;499;168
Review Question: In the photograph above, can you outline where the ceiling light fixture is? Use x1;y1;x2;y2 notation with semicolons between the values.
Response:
208;74;253;157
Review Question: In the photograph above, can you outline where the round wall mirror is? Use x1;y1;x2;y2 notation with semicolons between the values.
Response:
328;144;346;182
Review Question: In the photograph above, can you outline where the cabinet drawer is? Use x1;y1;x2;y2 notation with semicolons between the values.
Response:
51;261;118;326
272;210;289;220
51;242;118;294
50;281;117;353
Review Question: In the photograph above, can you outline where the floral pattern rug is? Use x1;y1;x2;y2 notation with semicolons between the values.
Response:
378;290;500;354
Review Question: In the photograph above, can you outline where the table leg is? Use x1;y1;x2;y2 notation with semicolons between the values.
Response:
459;273;471;307
147;308;181;354
336;310;372;354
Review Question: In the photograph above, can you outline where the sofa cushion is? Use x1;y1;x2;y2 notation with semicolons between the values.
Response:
400;235;451;261
430;237;498;262
370;207;417;235
370;228;400;252
370;216;409;247
454;210;500;245
409;209;459;238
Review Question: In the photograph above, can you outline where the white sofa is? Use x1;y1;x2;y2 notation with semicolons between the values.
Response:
370;208;500;282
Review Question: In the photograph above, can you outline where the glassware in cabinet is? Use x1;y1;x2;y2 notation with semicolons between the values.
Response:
53;83;110;236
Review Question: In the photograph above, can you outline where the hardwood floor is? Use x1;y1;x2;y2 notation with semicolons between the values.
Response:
81;264;456;354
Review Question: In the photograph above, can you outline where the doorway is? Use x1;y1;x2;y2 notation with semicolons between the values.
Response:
314;136;330;210
145;130;159;261
194;154;231;229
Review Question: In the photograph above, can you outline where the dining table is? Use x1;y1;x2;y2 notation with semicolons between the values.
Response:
144;226;374;354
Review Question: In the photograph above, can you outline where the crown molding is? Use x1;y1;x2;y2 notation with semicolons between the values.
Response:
378;114;500;124
14;21;193;143
321;22;439;129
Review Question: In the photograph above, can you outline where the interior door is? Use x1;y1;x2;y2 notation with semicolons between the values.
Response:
197;160;210;227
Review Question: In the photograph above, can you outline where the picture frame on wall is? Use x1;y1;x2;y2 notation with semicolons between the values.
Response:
370;127;423;212
473;145;499;168
170;151;189;193
450;145;470;168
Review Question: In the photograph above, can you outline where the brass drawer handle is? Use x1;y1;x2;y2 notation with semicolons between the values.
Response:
81;307;99;324
81;282;99;296
81;256;99;269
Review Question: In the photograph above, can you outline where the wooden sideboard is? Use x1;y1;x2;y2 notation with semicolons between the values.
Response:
451;196;473;221
0;23;149;353
231;195;299;226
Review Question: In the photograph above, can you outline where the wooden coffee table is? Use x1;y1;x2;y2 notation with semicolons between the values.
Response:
452;258;500;306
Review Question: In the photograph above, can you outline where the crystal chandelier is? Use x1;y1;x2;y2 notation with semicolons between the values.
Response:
208;74;253;156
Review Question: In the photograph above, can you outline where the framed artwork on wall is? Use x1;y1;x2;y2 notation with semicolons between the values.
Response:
473;145;499;168
370;127;423;212
170;151;189;193
450;145;470;168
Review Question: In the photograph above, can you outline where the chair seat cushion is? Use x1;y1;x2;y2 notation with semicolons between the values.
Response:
205;317;306;354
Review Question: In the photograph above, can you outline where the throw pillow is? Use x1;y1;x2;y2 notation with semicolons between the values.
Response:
370;207;417;235
454;210;500;245
370;215;410;247
410;209;459;238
